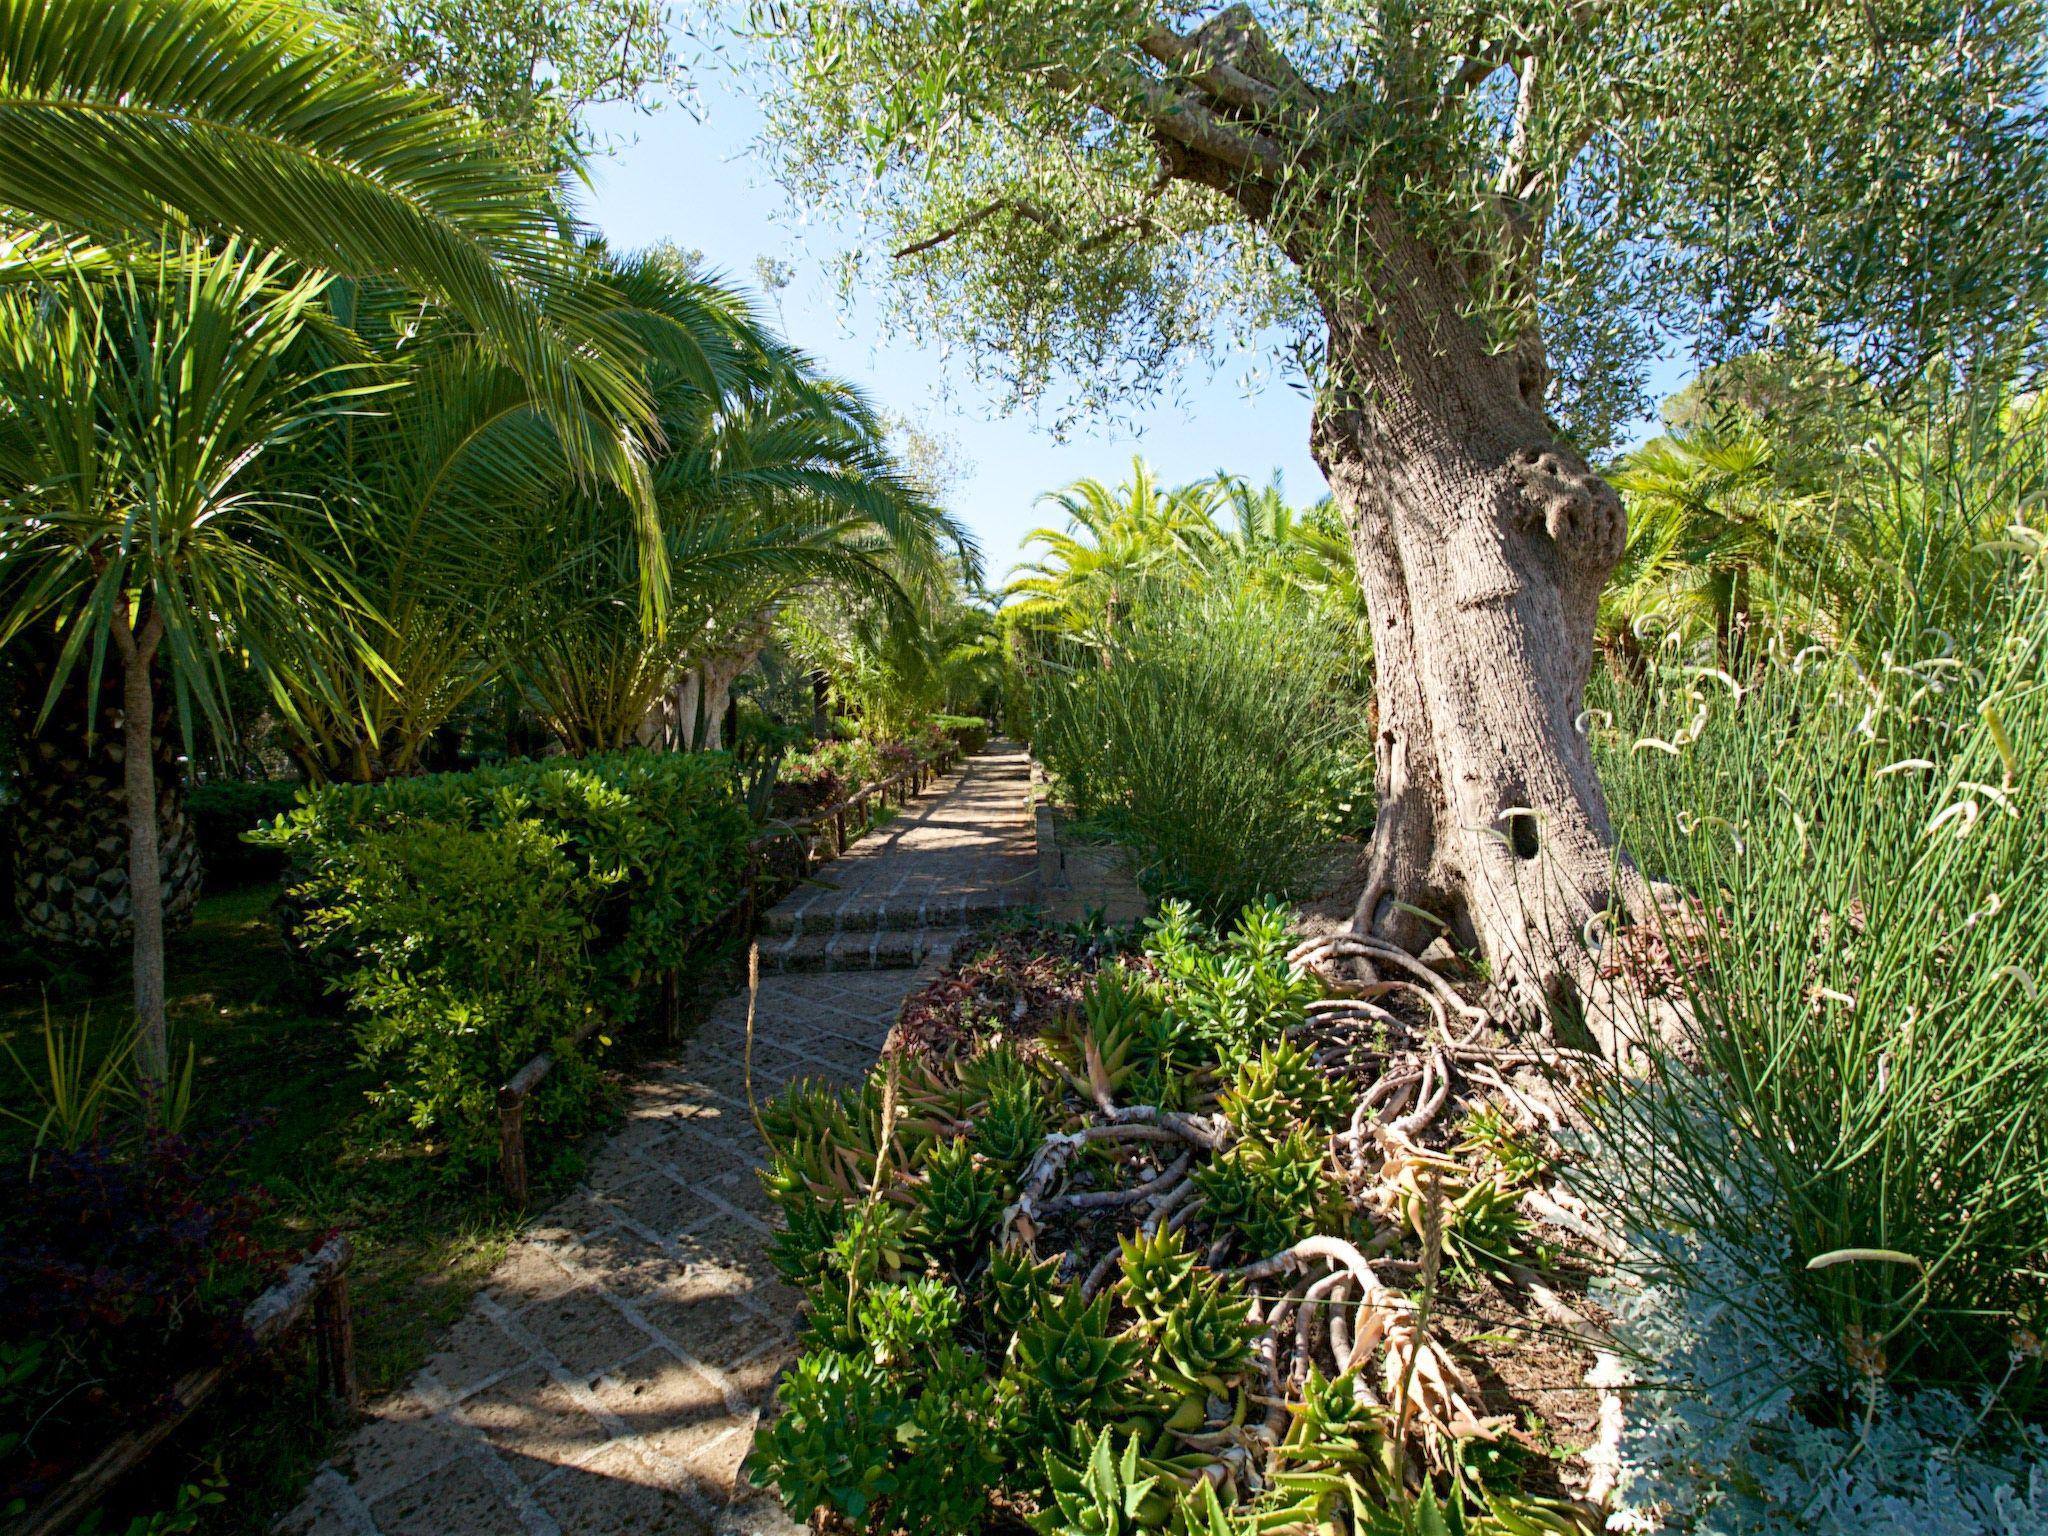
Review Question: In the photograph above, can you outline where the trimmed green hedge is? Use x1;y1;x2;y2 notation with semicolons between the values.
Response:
253;752;752;1165
932;715;989;757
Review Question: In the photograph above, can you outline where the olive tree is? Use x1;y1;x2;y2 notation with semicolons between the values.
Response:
743;0;2048;1031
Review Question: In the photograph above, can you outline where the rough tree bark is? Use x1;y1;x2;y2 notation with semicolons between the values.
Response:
111;600;170;1101
1310;279;1649;1035
1123;10;1651;1039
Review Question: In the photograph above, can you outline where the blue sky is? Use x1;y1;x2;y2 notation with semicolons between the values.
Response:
577;69;1682;582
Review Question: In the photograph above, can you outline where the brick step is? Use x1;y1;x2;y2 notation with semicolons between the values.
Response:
755;929;969;974
760;892;1015;938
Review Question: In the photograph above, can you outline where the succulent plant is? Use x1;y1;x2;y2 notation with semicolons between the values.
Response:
1154;1273;1259;1402
748;1340;1002;1536
1049;962;1176;1104
1030;1427;1181;1534
857;1276;965;1370
1192;1125;1341;1258
1386;1156;1530;1282
915;1137;1008;1262
1220;1039;1355;1144
767;1189;853;1287
972;1075;1048;1172
1002;1283;1146;1451
1116;1226;1202;1322
982;1246;1062;1342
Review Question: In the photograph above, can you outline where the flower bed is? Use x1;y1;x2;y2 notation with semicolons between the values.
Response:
747;904;1606;1534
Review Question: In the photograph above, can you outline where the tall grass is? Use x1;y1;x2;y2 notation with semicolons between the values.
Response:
1579;398;2048;1425
1028;577;1369;916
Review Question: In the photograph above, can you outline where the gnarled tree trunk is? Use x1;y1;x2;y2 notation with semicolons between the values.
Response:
1307;272;1649;1041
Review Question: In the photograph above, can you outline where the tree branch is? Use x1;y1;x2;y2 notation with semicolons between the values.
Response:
1122;69;1287;180
892;198;1048;259
1137;7;1317;123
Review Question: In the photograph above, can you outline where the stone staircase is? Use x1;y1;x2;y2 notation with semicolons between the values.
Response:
752;743;1036;974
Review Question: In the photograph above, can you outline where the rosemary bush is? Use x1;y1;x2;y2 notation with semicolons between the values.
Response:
1028;581;1369;916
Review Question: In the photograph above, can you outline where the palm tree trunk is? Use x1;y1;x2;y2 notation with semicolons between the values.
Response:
112;601;168;1104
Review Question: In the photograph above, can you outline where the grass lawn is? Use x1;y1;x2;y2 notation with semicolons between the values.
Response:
0;878;739;1532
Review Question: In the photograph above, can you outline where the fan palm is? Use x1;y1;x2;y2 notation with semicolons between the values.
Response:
1607;416;1834;664
0;240;358;1095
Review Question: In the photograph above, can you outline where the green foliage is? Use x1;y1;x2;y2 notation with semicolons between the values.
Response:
331;0;681;174
1031;1428;1185;1535
294;820;605;1164
1001;1284;1145;1452
1191;1125;1339;1259
970;1072;1048;1173
1143;901;1322;1065
934;713;991;755
747;1341;1003;1536
185;780;299;882
746;0;2048;447
913;1138;1008;1262
259;750;749;1165
259;749;750;1010
1581;478;2048;1414
1029;577;1369;916
981;1247;1062;1342
1221;1039;1355;1145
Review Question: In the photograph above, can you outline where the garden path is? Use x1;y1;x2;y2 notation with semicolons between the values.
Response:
279;743;1036;1536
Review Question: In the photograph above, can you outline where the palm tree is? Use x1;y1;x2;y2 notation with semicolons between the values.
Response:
1607;415;1832;664
1002;459;1223;647
503;334;972;755
1200;474;1369;652
263;250;760;780
0;241;355;1095
0;0;658;474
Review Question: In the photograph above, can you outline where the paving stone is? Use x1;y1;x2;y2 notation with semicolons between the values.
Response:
280;744;1036;1533
531;1440;712;1535
420;1311;528;1402
457;1362;614;1482
364;1452;529;1536
514;1290;656;1381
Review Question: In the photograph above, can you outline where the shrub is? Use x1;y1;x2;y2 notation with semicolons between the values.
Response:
293;822;608;1162
256;751;751;1012
186;779;300;883
1028;581;1369;915
0;1129;281;1513
254;751;751;1164
1585;1090;2048;1535
934;714;990;756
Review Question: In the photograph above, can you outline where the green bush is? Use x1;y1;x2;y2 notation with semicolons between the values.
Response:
932;714;990;756
292;821;606;1164
1028;582;1370;916
257;750;751;1011
187;779;301;883
254;751;752;1164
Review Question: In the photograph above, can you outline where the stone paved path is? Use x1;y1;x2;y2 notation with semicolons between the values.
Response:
280;746;1036;1536
757;739;1035;971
